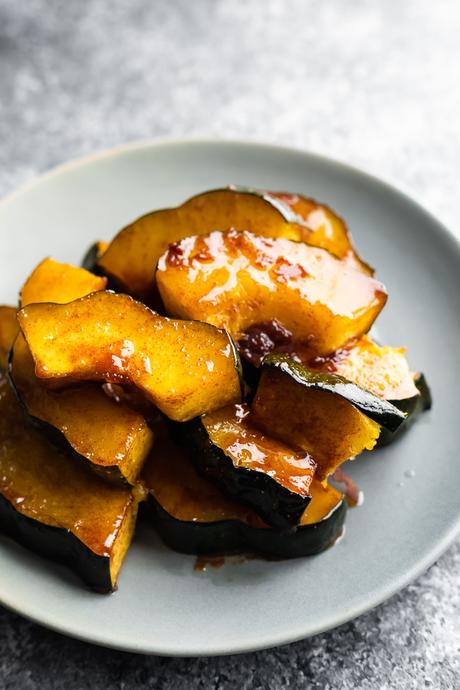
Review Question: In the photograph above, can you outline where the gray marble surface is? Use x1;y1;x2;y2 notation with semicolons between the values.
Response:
0;1;459;688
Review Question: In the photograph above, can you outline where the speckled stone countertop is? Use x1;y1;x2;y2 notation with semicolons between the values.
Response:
0;1;459;688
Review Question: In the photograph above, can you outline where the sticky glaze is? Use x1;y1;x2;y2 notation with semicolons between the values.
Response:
202;403;316;496
157;229;386;355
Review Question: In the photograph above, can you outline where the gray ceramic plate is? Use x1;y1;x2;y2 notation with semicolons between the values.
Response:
0;140;459;656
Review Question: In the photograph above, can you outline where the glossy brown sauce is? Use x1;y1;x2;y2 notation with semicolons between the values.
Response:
331;467;363;508
157;229;386;355
0;373;133;556
307;340;358;373
202;403;316;496
194;556;225;572
18;291;241;421
238;320;296;367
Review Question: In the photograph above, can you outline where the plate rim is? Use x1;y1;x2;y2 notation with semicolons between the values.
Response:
0;137;459;656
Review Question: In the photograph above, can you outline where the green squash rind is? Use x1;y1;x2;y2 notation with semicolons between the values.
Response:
0;493;114;592
175;418;312;529
147;492;346;558
377;373;432;446
7;345;139;486
261;354;407;432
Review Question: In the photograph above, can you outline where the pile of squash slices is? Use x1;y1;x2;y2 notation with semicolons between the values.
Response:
0;187;431;592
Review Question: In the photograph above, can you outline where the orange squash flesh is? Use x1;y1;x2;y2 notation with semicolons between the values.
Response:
12;259;154;484
202;404;316;499
157;230;387;355
270;192;372;274
18;291;242;422
20;257;107;307
307;335;419;401
98;187;370;299
144;431;341;527
10;335;154;484
143;432;345;558
143;432;265;526
0;374;138;591
252;367;381;481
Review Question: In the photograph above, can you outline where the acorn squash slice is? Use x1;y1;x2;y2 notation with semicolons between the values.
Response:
0;373;138;592
18;291;242;422
20;257;107;306
179;403;316;528
252;355;406;480
269;191;372;274
98;186;370;300
10;259;154;484
306;335;431;445
157;229;386;355
144;432;345;558
10;335;154;485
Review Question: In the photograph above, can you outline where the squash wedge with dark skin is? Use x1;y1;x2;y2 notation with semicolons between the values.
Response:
0;372;138;592
9;259;154;485
10;335;154;485
304;335;431;446
268;190;372;274
144;432;346;558
157;230;387;356
239;330;431;442
252;355;406;480
20;257;107;306
18;291;242;422
178;403;316;528
98;186;370;300
81;240;109;273
377;373;431;446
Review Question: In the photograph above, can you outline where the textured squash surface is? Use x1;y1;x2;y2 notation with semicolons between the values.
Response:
182;403;316;527
251;359;405;480
157;230;387;354
307;335;419;401
269;192;371;274
202;404;315;497
10;335;153;484
20;257;107;307
18;291;242;421
144;432;264;526
13;259;153;484
99;187;370;299
0;374;137;591
144;432;345;557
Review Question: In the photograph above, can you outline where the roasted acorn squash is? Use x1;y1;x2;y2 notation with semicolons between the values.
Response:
157;230;386;355
178;403;316;528
306;335;431;445
20;257;107;306
98;187;370;299
144;432;345;557
268;191;372;274
10;334;153;484
18;291;242;422
252;355;406;480
10;259;154;484
0;373;138;592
